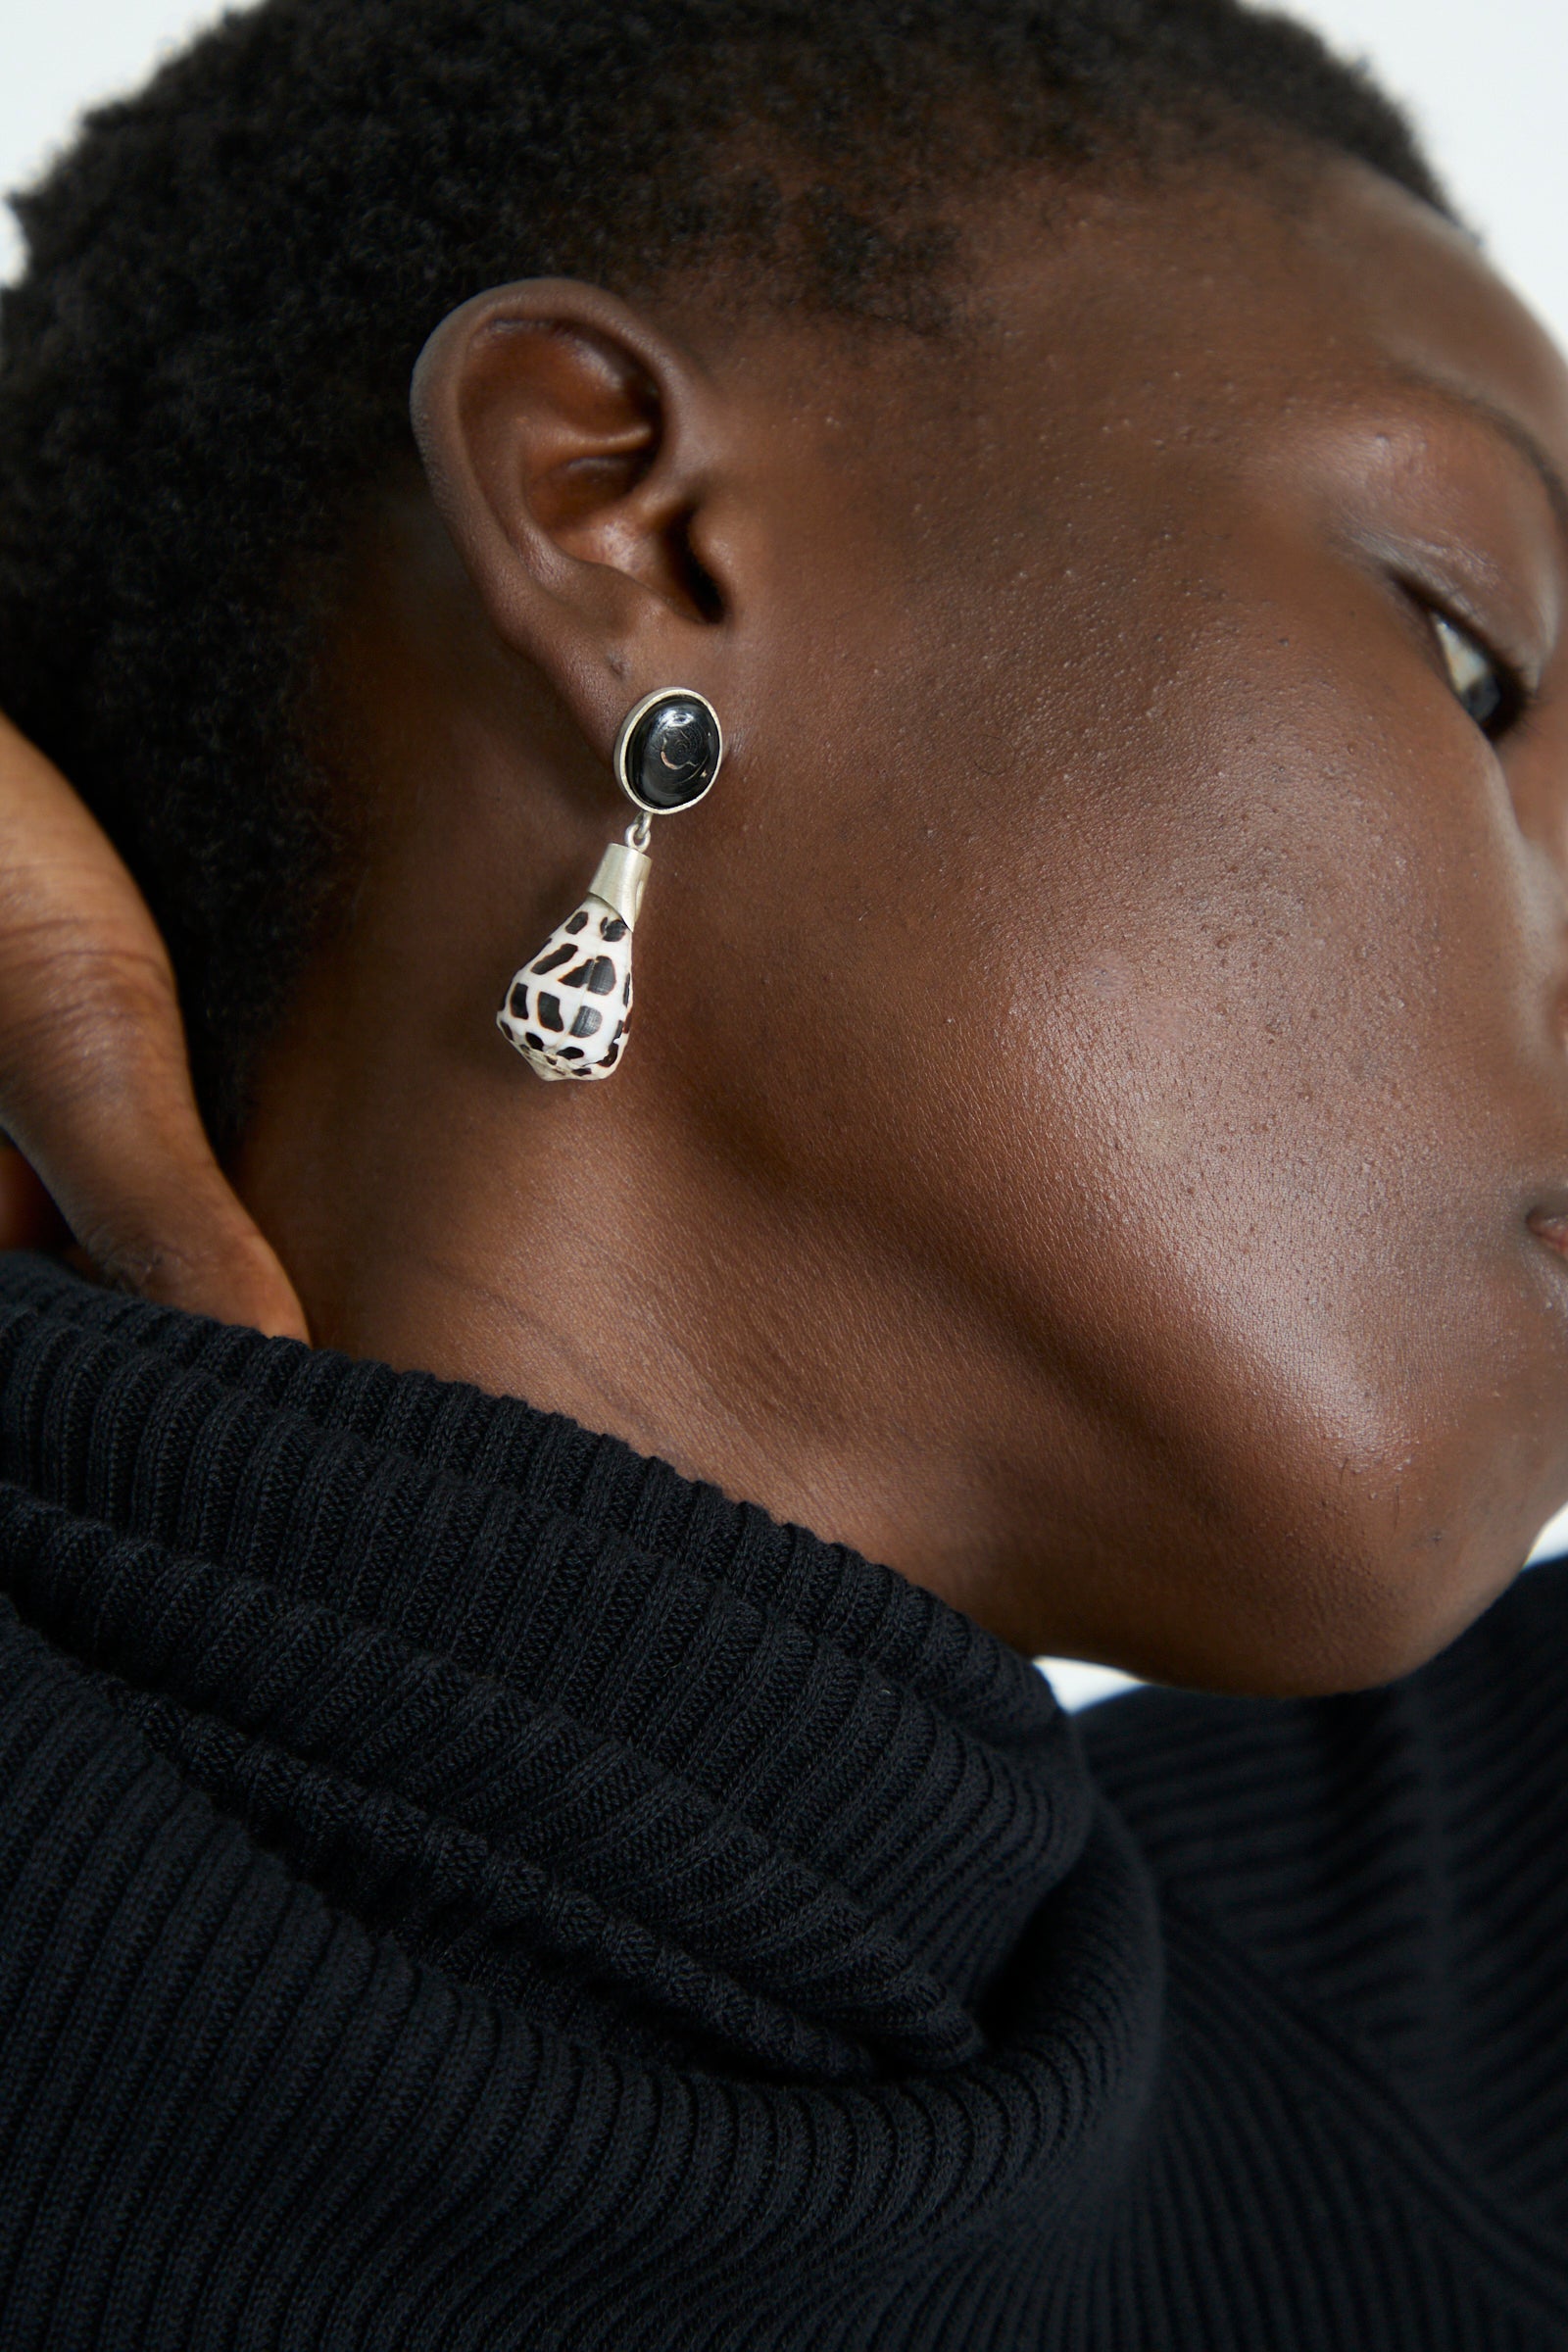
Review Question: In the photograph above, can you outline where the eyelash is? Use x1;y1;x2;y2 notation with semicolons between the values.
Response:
1427;605;1534;743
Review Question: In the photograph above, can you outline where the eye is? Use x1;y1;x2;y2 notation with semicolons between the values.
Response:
1430;608;1525;739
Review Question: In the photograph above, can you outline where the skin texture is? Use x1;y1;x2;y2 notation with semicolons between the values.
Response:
10;155;1568;1690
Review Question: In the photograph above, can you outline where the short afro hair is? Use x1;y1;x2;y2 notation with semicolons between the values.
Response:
0;0;1446;1140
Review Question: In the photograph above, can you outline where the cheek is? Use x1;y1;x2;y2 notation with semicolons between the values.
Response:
693;607;1568;1685
1012;658;1568;1662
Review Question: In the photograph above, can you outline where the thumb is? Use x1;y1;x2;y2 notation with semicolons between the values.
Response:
0;711;309;1341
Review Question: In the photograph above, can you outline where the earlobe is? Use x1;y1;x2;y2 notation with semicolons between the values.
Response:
409;278;730;757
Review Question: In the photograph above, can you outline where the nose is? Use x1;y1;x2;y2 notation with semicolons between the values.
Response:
1504;727;1568;906
1494;720;1568;1059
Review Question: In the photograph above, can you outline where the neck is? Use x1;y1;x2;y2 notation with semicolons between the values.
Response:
238;988;1053;1638
232;555;1150;1664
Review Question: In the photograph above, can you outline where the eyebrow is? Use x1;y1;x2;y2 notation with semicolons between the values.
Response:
1390;364;1568;552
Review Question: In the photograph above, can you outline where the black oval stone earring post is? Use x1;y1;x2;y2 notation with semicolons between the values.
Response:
496;688;723;1082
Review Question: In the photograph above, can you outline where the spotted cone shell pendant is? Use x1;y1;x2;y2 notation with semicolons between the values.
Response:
498;688;723;1083
497;834;644;1080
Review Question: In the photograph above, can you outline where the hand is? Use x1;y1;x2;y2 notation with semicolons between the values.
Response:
0;710;308;1339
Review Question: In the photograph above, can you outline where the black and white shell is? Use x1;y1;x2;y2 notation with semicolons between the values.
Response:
497;897;633;1081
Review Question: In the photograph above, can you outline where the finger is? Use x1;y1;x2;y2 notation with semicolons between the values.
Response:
0;714;309;1340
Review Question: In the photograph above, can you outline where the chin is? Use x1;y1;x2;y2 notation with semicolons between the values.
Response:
1303;1466;1568;1695
1067;1505;1542;1703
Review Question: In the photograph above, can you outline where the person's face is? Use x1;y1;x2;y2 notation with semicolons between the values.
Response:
656;157;1568;1688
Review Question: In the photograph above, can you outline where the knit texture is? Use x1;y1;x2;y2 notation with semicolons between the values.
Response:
0;1252;1564;2347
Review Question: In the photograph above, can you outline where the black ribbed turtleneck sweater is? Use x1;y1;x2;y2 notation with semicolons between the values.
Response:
1;1256;1566;2348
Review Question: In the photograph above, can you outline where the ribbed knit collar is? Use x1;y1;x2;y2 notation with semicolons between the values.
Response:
0;1253;1147;2092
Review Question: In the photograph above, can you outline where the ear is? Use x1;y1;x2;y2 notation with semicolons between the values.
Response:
410;279;735;763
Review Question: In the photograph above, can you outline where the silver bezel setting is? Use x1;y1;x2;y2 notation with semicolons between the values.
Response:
612;687;724;816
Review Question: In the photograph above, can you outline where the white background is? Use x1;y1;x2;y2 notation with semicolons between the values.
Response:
6;1;1568;1703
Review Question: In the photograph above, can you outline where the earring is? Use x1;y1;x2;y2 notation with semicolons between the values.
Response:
496;688;723;1081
